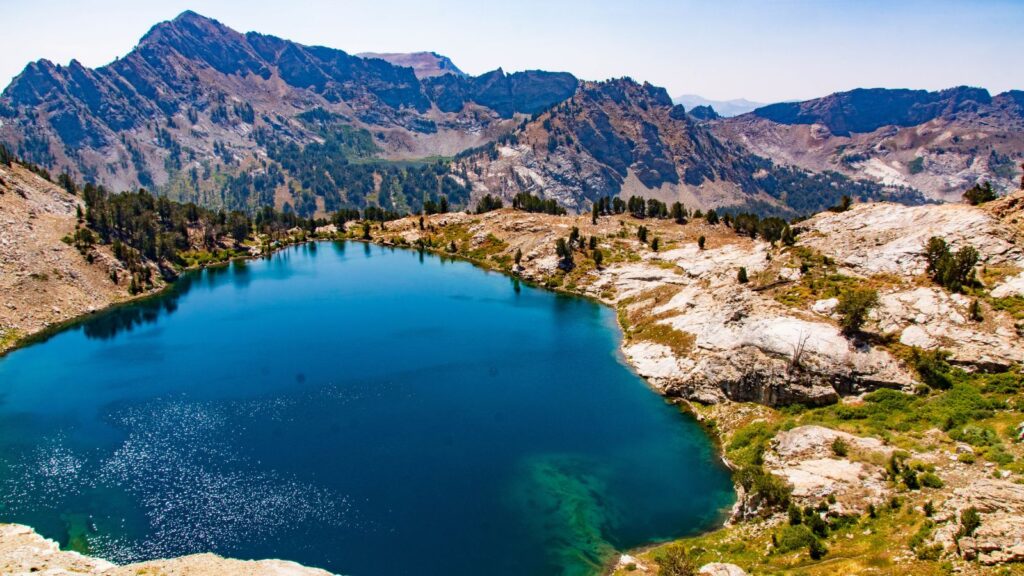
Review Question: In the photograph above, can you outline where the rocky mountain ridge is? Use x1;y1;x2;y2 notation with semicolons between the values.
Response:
0;11;576;209
454;78;927;215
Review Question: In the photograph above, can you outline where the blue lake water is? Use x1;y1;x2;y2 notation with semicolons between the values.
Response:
0;242;733;576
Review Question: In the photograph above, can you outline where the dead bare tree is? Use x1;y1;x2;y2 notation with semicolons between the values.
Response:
789;330;811;375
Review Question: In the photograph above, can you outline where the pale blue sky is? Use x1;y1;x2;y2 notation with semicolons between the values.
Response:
2;0;1022;102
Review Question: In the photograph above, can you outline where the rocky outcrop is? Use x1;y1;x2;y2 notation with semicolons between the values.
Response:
986;188;1024;237
699;562;748;576
798;202;1023;277
933;480;1024;565
688;105;720;121
0;523;335;575
799;201;1024;369
763;426;893;513
622;281;910;405
421;68;578;118
876;287;1023;369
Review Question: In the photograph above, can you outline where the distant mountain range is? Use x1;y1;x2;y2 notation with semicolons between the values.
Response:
357;51;464;79
0;10;1019;216
673;94;766;117
713;87;1024;201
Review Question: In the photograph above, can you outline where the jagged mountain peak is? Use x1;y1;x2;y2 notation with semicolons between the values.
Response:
578;77;675;108
139;10;237;46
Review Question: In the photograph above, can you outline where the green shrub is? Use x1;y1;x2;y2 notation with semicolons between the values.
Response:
924;237;978;292
727;421;777;466
969;299;983;322
980;370;1024;394
983;444;1014;465
912;348;954;389
910;520;942;559
788;503;803;525
805;511;828;537
831;437;849;457
736;465;792;508
774;524;816;553
827;513;858;532
902;467;921;490
836;287;879;334
908;156;925;174
963;181;997;205
949;424;999;447
808;536;828;560
654;543;696;576
958;507;981;539
916;543;943;560
920;473;944;489
931;383;999;430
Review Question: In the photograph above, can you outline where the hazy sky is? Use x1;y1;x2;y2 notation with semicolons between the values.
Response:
3;0;1022;102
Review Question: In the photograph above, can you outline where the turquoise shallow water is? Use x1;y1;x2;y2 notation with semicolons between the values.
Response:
0;242;733;576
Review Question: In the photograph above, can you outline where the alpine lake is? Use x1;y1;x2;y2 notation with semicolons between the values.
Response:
0;241;734;576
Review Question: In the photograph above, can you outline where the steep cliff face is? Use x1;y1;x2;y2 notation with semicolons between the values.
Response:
456;78;925;214
714;87;1024;201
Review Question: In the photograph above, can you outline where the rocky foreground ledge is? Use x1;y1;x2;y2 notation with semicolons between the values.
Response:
0;524;334;575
